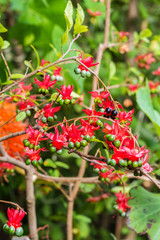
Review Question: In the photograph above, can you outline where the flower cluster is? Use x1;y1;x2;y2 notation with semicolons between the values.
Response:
3;208;26;237
135;53;156;69
113;191;131;217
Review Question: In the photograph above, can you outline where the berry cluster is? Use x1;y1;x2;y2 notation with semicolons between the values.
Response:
3;208;25;237
113;191;130;217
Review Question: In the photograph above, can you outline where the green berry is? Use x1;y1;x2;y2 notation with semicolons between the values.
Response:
101;168;107;173
124;161;128;167
74;67;81;74
90;119;94;124
121;212;126;218
93;168;99;174
50;146;56;153
75;141;81;148
45;89;49;94
57;149;63;155
9;226;15;235
10;169;14;173
24;140;30;147
54;115;58;120
68;142;74;149
51;75;56;80
90;135;96;140
41;88;45;93
26;159;31;165
48;116;54;122
81;140;88;147
86;71;91;78
29;143;34;149
64;99;70;105
36;145;41;150
107;158;111;165
107;134;116;142
105;178;109;182
110;159;117;167
118;209;123;214
99;108;105;113
15;227;24;237
128;160;132;166
97;99;102;104
23;139;28;144
84;135;91;142
38;158;43;165
59;76;63;81
100;177;105;182
38;88;42;93
96;120;102;126
138;160;143;167
3;224;9;232
113;140;121;148
42;116;47;123
6;168;10;173
113;205;118;210
59;99;64;106
81;70;87;77
119;159;125;167
70;99;76;104
132;161;138;168
32;160;38;167
94;99;98;103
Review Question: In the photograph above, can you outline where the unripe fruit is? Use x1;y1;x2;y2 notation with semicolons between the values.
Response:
138;160;143;167
84;135;90;142
68;142;74;149
26;159;31;165
101;168;107;173
51;75;56;80
36;145;41;150
107;134;116;142
59;99;64;106
64;99;70;105
23;139;28;144
121;212;126;218
57;149;63;155
93;168;99;174
38;88;42;93
110;159;117;166
113;140;121;148
38;158;43;165
41;88;46;93
119;159;125;167
132;161;138;168
48;116;54;122
118;209;123;214
105;178;109;182
50;146;56;153
81;140;88;147
113;205;118;210
42;116;47;123
107;158;111;165
74;67;81;74
32;160;38;167
90;135;96;140
75;141;81;148
9;226;15;235
124;161;128;167
128;160;132;166
100;108;105;113
24;140;30;147
81;70;87;77
29;143;34;149
96;120;102;126
26;110;31;117
54;115;58;120
90;119;94;124
86;71;91;78
15;227;24;237
3;224;9;232
100;177;105;182
71;99;76;104
45;89;49;94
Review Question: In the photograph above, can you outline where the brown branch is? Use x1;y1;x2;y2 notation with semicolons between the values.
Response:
0;50;11;78
0;199;27;213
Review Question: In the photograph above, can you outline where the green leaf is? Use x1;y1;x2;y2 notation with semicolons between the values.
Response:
127;186;160;239
16;111;26;121
75;214;92;223
136;82;160;137
61;0;73;45
30;44;40;68
140;28;152;38
2;40;10;50
55;161;69;169
74;4;88;36
0;23;7;33
24;60;34;71
44;159;57;169
109;61;116;79
11;74;24;79
0;36;4;49
80;183;95;193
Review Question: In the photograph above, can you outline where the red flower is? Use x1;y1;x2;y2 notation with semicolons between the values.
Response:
128;83;139;92
89;91;110;106
17;98;35;111
53;66;62;76
115;191;131;212
148;81;160;92
142;154;153;173
117;31;129;41
135;53;156;69
26;125;48;145
101;95;115;112
56;85;73;100
87;9;102;17
66;124;83;143
12;82;32;98
80;119;99;137
7;208;26;229
117;109;134;126
83;109;104;125
34;75;56;90
86;193;108;203
42;104;61;118
25;147;46;161
78;54;99;71
47;127;67;150
41;59;50;66
152;67;160;76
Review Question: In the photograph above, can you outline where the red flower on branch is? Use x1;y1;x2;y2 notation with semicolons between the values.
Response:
25;125;48;145
152;67;160;76
115;191;131;212
66;124;83;143
135;53;156;70
117;31;129;41
78;54;99;71
12;82;32;98
47;127;67;150
148;81;160;92
42;104;61;118
41;59;50;66
117;109;134;126
25;147;46;161
56;85;73;100
83;109;104;125
80;119;99;137
34;75;56;90
17;98;35;111
87;9;102;17
6;208;26;229
128;83;139;93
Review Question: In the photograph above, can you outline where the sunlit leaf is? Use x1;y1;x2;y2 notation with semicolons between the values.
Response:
16;111;26;121
0;23;7;33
